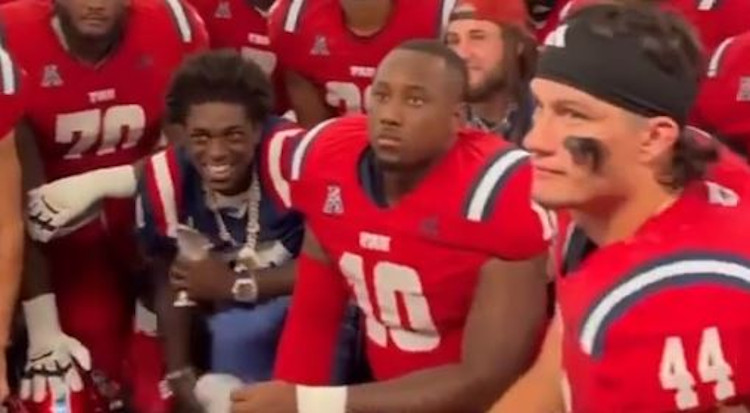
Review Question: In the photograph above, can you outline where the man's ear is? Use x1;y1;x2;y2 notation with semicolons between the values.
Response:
638;115;680;165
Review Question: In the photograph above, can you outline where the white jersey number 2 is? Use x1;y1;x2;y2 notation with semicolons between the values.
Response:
660;327;736;410
339;252;440;352
55;105;146;160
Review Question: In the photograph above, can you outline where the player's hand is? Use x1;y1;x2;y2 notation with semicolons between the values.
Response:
0;352;8;402
21;294;92;403
26;176;102;242
230;381;296;413
26;165;137;242
170;254;235;302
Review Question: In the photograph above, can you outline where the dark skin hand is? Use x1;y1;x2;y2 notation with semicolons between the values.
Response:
170;253;297;303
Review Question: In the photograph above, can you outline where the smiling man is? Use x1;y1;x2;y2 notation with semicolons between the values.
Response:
229;39;551;413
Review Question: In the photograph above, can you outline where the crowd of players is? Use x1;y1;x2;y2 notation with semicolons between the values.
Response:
0;0;749;411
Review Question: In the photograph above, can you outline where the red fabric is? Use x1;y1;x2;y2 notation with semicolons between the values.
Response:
450;0;532;35
274;253;349;385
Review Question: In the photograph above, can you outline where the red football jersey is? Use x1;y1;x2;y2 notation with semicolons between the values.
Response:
0;0;208;181
288;116;549;380
691;33;750;157
0;46;24;138
661;0;750;54
187;0;289;113
269;0;456;116
534;0;573;43
553;181;750;412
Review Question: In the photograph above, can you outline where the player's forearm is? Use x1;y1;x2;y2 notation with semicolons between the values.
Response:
346;364;504;413
0;221;23;344
255;260;296;301
155;270;194;371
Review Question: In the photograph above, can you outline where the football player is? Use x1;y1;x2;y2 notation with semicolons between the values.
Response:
0;48;25;404
0;0;207;410
445;0;537;143
268;0;457;127
230;39;552;413
22;50;359;411
187;0;290;114
691;32;750;159
492;3;750;412
137;50;305;411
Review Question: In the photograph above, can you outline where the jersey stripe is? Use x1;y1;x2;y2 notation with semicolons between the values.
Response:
290;118;335;181
0;47;16;95
437;0;457;33
283;0;307;33
697;0;720;10
150;150;181;237
266;127;304;208
579;254;750;358
463;148;529;222
707;36;735;78
164;0;193;43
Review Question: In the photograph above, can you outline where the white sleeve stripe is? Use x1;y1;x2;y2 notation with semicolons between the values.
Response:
580;257;750;357
152;151;179;237
439;0;457;30
283;0;306;33
707;37;735;78
0;48;16;95
164;0;193;43
291;119;334;181
465;149;529;221
697;0;719;10
266;128;303;208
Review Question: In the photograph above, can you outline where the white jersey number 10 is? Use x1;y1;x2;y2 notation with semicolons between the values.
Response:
339;252;440;353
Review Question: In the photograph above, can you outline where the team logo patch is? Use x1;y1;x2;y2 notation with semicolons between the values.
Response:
41;64;63;88
310;35;329;56
215;0;231;18
737;77;750;102
322;184;343;215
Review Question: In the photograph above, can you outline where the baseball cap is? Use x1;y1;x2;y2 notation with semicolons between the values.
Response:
449;0;532;36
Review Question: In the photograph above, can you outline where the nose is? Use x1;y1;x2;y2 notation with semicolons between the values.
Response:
206;137;230;162
376;98;403;128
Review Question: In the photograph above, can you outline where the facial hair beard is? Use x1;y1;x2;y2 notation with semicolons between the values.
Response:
465;64;506;103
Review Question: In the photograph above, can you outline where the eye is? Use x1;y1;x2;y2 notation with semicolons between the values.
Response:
227;130;245;141
560;108;588;120
190;132;209;145
407;96;425;107
371;90;389;103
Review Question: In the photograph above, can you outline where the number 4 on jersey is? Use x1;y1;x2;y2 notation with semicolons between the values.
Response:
660;326;735;410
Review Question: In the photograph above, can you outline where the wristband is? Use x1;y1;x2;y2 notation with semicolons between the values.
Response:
295;385;347;413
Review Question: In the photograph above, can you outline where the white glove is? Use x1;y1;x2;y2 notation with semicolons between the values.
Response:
26;165;137;243
194;374;243;413
20;294;92;403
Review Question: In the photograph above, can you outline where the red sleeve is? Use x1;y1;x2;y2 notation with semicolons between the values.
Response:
268;0;308;76
690;34;750;155
183;0;209;53
258;122;305;210
287;118;337;212
462;149;552;260
0;50;24;138
273;252;349;385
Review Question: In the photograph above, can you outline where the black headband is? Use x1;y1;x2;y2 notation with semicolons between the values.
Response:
536;14;698;125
